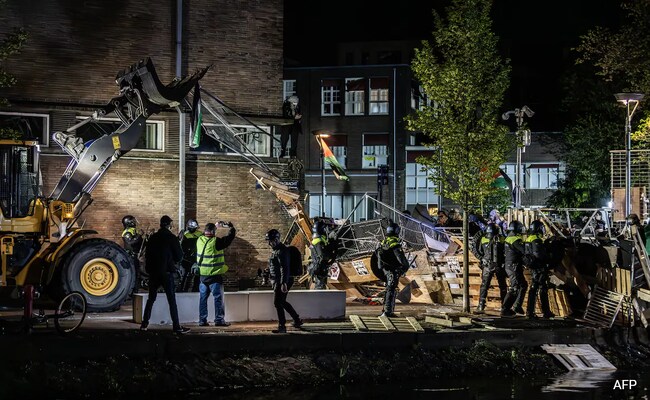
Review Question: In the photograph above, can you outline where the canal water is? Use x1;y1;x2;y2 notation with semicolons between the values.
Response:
169;370;648;400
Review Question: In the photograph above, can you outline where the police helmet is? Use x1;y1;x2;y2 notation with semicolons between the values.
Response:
386;222;401;236
508;220;524;234
160;215;173;228
626;213;641;226
312;220;326;237
485;223;499;239
122;215;137;229
204;223;217;237
265;229;281;242
529;220;545;235
186;218;199;232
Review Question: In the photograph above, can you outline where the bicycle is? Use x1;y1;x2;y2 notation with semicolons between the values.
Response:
28;291;88;335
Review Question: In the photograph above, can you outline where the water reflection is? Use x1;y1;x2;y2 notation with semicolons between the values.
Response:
542;370;616;393
167;372;645;400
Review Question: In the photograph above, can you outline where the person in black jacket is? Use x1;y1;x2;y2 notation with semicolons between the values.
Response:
524;220;554;319
140;215;190;334
501;220;527;317
265;229;303;333
377;222;410;318
475;223;507;314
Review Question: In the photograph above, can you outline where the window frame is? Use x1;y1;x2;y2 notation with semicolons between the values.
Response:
369;77;389;115
344;77;366;116
321;79;341;116
0;111;50;147
192;123;271;157
362;133;389;169
283;80;296;101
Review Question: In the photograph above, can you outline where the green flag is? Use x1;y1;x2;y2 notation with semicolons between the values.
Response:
321;138;349;181
190;83;202;148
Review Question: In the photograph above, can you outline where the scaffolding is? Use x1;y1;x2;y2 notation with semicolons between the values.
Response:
610;150;650;220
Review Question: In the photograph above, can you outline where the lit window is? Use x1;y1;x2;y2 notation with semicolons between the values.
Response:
362;133;389;169
370;77;389;115
0;112;50;146
75;117;164;151
321;79;341;116
195;123;270;157
345;78;365;116
283;80;296;101
405;150;439;210
526;164;563;189
309;194;372;222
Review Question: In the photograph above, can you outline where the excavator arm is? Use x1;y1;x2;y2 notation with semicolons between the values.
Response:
51;58;209;203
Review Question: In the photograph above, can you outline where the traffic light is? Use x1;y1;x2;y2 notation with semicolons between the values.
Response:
377;164;389;186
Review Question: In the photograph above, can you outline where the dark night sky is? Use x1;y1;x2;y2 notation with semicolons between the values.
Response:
284;0;622;132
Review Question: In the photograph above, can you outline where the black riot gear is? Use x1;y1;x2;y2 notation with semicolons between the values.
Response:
186;219;199;233
122;215;137;229
386;222;401;237
529;220;545;235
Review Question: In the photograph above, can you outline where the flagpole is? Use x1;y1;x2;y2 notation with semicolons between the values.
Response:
312;130;331;217
320;136;326;217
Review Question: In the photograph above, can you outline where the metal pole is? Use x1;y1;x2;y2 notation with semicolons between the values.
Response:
515;143;522;209
625;102;631;217
320;137;326;217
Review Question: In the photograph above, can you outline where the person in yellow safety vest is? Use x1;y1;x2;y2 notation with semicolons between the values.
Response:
501;220;527;317
179;218;202;292
193;221;236;327
377;222;410;317
121;215;144;292
524;220;554;319
309;220;337;289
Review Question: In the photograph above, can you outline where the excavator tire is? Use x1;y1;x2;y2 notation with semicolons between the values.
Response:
58;238;136;312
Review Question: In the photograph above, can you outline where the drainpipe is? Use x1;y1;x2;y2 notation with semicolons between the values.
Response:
392;67;397;213
176;0;186;230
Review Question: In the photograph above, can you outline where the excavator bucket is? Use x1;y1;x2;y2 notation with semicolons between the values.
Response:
115;57;210;109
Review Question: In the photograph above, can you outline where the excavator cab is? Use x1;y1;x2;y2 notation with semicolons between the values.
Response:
0;140;40;221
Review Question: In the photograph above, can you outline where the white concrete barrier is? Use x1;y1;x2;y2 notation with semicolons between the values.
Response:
132;289;346;325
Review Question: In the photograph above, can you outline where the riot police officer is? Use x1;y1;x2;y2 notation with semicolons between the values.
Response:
524;220;554;319
121;215;143;290
179;218;202;292
309;220;337;289
377;222;410;317
475;223;507;314
501;220;527;317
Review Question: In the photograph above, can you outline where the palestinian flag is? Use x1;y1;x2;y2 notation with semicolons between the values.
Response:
491;168;512;191
321;138;349;181
190;82;202;148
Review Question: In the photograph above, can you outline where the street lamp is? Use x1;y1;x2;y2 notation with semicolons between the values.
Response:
502;106;534;208
615;92;644;218
312;129;331;217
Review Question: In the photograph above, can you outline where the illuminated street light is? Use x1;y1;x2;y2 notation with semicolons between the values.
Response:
502;106;534;208
614;92;644;218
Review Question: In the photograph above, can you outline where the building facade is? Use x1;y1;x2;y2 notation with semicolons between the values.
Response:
0;0;292;285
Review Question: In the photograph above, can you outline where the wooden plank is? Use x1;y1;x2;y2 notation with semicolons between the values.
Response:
638;288;650;303
378;315;397;331
425;316;455;327
541;344;616;371
349;315;368;331
405;317;425;333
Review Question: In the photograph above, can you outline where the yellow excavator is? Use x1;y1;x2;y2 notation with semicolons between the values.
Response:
0;58;208;311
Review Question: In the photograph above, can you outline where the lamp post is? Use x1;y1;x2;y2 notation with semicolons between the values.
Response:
502;106;534;208
615;92;644;218
312;130;331;217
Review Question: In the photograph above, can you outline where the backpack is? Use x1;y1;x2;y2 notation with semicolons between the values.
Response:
287;245;304;277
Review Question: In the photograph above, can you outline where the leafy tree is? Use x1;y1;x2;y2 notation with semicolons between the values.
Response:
550;0;649;208
406;0;510;312
0;6;27;140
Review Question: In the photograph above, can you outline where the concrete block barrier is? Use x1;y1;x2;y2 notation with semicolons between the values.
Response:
132;289;346;325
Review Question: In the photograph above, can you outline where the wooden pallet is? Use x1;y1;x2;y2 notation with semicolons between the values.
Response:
541;344;616;371
583;286;625;328
349;315;424;332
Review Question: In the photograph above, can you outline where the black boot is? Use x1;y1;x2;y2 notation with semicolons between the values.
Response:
475;302;486;314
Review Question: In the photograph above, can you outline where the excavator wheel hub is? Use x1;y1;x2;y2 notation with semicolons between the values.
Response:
80;258;119;297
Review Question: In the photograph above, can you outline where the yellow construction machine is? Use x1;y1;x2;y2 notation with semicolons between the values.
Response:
0;59;208;311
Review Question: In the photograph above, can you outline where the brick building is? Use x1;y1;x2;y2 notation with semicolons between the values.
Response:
0;0;293;286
